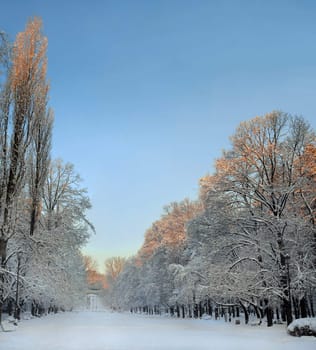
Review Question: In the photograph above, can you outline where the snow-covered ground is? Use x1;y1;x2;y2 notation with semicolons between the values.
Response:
1;311;315;350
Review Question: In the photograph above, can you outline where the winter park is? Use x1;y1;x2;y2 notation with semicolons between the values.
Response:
1;1;316;349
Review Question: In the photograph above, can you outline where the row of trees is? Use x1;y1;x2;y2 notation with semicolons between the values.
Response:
106;112;316;326
0;19;93;321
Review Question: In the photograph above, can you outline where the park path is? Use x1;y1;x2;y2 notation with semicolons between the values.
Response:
1;311;315;350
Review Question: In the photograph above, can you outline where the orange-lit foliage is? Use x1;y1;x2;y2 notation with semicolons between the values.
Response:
211;112;316;219
199;174;216;206
301;144;316;180
296;144;316;221
11;17;48;101
227;113;288;186
138;199;202;260
83;256;108;289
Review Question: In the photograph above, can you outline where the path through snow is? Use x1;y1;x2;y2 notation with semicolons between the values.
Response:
1;311;315;350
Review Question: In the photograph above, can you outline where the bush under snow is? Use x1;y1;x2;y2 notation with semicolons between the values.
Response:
287;318;316;337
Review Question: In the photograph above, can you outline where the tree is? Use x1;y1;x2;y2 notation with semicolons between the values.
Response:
12;159;94;314
105;256;126;285
27;85;53;236
0;18;98;320
106;111;315;326
0;18;51;319
211;111;316;324
0;17;49;263
42;159;94;237
169;112;316;325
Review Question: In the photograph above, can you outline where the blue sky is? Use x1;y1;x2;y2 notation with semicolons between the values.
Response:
1;0;316;271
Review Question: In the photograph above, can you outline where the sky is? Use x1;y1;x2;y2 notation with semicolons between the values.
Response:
1;0;316;271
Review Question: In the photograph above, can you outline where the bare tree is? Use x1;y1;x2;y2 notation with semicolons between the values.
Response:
105;256;126;284
0;18;49;264
0;19;52;321
211;111;316;324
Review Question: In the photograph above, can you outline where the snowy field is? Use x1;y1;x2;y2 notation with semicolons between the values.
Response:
1;311;315;350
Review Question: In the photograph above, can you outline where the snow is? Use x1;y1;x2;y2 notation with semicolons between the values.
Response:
1;311;315;350
288;317;316;332
1;319;18;332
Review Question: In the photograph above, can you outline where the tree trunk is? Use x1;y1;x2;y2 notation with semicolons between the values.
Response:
239;302;249;324
308;293;315;317
253;305;262;320
281;304;286;322
0;238;7;318
0;301;3;323
198;301;203;318
283;298;293;325
188;304;192;318
207;299;212;316
300;297;308;318
193;303;198;318
176;304;180;318
276;307;280;321
170;306;174;316
280;252;293;325
215;307;218;320
181;305;185;318
266;307;273;327
0;237;7;267
29;206;37;236
262;299;273;327
293;298;300;319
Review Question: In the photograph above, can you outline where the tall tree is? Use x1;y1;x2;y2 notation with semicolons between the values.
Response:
0;19;52;321
212;111;315;324
0;18;49;265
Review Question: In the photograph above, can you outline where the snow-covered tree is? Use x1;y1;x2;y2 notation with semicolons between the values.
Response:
0;18;94;321
104;256;126;286
111;112;315;327
0;18;51;319
184;112;316;325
